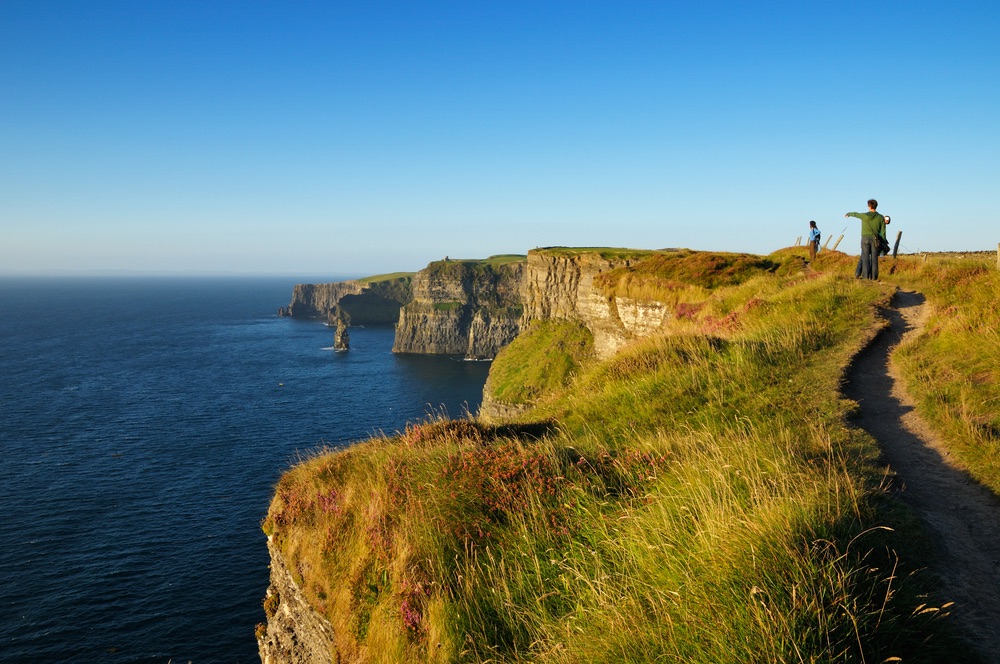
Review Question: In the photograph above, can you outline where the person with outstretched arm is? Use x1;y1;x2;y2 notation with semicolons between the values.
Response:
854;214;890;276
846;199;886;280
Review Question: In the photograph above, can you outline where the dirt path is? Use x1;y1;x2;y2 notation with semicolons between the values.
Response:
844;289;1000;662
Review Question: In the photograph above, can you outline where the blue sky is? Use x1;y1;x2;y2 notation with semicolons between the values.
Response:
2;1;998;276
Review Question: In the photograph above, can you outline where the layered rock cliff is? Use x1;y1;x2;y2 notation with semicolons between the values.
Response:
520;249;668;359
279;250;673;361
278;282;363;319
278;275;413;326
391;257;526;360
257;537;337;663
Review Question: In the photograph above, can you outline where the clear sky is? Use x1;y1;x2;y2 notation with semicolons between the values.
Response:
2;1;998;276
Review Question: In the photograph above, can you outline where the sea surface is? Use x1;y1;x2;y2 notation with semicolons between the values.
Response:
0;277;490;663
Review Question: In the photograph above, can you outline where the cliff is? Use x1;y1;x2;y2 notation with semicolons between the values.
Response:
279;250;675;361
476;248;670;418
391;256;526;360
520;248;668;359
258;537;337;663
278;274;413;325
389;249;677;360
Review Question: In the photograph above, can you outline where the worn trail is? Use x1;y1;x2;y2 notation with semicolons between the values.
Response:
844;289;1000;662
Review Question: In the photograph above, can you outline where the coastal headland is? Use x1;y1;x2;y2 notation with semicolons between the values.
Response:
260;247;1000;663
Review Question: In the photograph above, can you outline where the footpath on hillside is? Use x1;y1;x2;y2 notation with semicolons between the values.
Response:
844;289;1000;662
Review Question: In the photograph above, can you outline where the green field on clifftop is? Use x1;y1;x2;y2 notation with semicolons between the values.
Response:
262;248;999;663
358;272;415;284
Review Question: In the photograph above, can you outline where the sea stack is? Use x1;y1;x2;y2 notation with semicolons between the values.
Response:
333;321;349;351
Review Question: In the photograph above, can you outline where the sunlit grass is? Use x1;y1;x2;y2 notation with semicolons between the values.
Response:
484;320;594;407
358;272;415;284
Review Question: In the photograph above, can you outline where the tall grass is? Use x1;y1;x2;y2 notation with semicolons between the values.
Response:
262;250;976;662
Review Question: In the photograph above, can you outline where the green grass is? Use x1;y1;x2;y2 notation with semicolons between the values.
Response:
263;249;981;663
533;246;659;261
484;320;594;407
358;272;415;284
428;254;528;268
483;254;529;266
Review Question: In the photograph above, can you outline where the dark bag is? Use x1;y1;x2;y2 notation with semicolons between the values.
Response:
867;219;890;256
875;234;890;256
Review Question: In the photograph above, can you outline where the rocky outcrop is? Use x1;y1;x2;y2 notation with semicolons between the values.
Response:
521;250;670;359
278;282;364;319
258;537;337;664
392;259;525;360
478;396;534;422
279;276;412;326
333;322;349;351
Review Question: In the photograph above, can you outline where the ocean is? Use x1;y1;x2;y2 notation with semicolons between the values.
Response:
0;277;490;663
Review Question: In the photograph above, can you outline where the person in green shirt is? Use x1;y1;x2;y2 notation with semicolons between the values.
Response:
845;199;886;280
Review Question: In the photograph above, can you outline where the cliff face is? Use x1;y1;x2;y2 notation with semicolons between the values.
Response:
279;277;412;326
392;259;525;360
278;282;364;319
478;249;671;420
520;250;669;359
280;252;669;360
257;537;336;664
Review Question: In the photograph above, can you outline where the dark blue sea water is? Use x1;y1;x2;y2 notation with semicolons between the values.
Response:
0;277;490;663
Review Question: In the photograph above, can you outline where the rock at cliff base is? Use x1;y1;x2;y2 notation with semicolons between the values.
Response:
334;323;349;351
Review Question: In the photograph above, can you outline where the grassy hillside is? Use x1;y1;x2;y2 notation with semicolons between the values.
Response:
262;248;991;662
358;272;416;284
533;246;659;261
424;255;528;274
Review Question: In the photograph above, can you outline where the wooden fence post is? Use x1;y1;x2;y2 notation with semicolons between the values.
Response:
794;236;802;246
831;234;844;251
821;235;832;250
892;231;902;258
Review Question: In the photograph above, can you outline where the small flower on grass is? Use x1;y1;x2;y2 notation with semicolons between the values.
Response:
400;598;422;634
